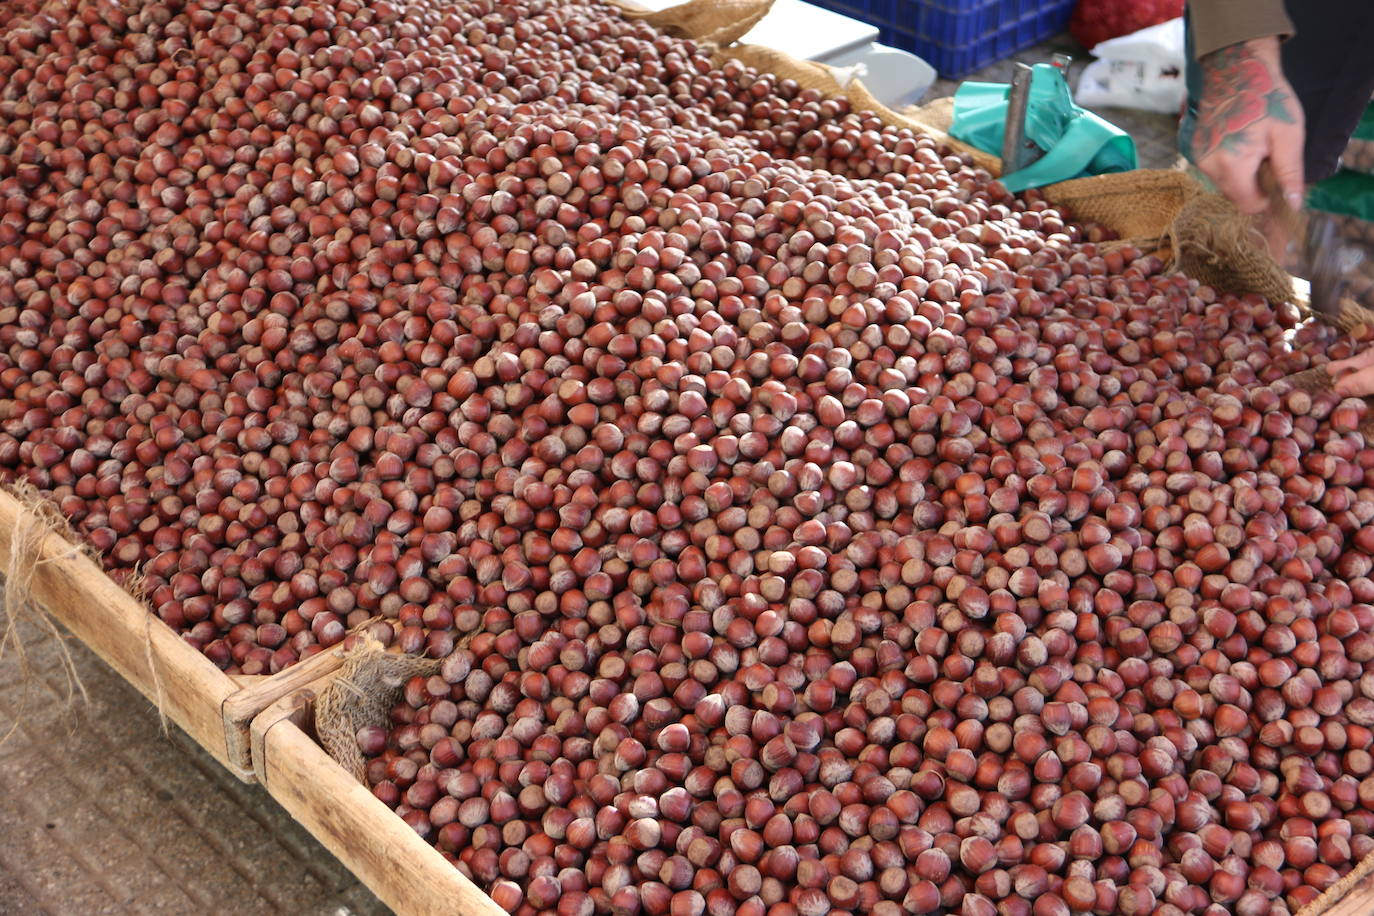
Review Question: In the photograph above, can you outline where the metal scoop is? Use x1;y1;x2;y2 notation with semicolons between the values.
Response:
1303;209;1347;320
1259;163;1346;320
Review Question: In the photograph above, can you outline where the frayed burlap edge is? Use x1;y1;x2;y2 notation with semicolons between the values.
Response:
711;42;1001;174
0;482;96;744
1043;170;1201;253
315;636;441;782
1166;191;1295;305
629;0;1312;316
1319;297;1374;335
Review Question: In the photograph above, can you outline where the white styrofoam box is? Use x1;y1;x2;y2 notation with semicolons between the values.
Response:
824;42;937;108
621;0;878;63
738;0;879;63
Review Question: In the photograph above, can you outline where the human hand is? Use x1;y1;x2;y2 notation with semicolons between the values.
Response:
1193;37;1305;232
1328;346;1374;397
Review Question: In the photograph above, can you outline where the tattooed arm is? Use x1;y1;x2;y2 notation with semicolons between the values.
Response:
1193;36;1305;215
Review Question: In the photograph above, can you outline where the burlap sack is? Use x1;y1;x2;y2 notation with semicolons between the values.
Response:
610;0;774;47
884;91;1310;312
1043;170;1198;251
1320;298;1374;336
902;98;1195;250
714;44;850;95
315;636;441;782
627;4;1307;312
904;96;957;133
1167;191;1295;306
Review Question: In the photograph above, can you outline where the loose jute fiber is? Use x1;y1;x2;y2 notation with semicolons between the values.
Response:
315;636;441;782
0;483;95;743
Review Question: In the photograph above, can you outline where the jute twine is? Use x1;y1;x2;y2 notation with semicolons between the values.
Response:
0;482;97;744
315;636;441;782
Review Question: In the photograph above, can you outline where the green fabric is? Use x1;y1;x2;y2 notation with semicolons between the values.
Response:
1353;101;1374;142
1308;168;1374;220
950;63;1139;193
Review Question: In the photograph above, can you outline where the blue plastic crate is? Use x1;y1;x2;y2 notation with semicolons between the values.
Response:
808;0;1075;79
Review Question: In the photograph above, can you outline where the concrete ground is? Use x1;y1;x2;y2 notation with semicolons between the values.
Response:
0;36;1182;916
0;615;387;916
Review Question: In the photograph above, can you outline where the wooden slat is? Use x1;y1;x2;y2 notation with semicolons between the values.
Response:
1298;852;1374;916
0;488;352;781
0;489;250;779
257;708;507;916
222;645;346;776
247;671;331;786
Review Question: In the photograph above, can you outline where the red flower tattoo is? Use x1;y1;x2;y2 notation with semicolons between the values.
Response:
1194;43;1298;158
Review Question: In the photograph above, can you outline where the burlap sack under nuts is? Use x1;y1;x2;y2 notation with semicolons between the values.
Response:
315;636;441;781
708;41;998;173
1041;170;1196;252
611;0;774;47
654;6;1306;312
713;44;851;95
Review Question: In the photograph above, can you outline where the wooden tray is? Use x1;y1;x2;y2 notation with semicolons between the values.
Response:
1299;854;1374;916
249;657;1374;916
0;489;347;781
251;671;506;916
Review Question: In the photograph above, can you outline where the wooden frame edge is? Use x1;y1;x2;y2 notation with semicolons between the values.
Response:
0;489;253;779
255;688;508;916
222;644;347;775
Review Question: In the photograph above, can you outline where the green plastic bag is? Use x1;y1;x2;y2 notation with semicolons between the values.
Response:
1308;168;1374;221
1341;102;1374;175
950;63;1138;193
1353;101;1374;142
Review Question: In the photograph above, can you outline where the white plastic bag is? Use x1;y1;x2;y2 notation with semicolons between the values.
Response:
1074;17;1185;114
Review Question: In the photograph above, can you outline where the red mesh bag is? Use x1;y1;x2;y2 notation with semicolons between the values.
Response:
1069;0;1184;51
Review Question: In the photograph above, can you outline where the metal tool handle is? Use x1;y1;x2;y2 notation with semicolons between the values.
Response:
1001;63;1034;174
